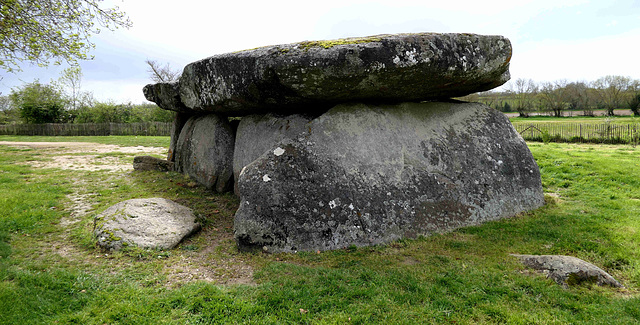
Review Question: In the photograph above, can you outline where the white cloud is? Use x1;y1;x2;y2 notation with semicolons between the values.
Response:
2;0;639;102
511;27;640;83
83;79;151;104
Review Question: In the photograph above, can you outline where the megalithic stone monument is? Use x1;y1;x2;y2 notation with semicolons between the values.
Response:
143;32;544;253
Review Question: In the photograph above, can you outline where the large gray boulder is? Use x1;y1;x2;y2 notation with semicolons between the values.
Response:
167;112;190;162
512;254;623;288
234;101;544;253
94;198;200;251
174;114;234;192
133;155;174;172
232;113;313;194
145;33;511;115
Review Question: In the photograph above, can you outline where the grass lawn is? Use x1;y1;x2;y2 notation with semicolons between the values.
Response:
0;137;639;324
0;135;170;148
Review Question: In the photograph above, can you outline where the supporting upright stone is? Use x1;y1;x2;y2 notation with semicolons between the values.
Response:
174;114;234;193
168;112;191;163
234;101;544;252
232;113;313;195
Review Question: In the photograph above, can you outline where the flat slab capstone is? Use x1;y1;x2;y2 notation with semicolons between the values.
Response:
234;101;544;253
144;33;511;115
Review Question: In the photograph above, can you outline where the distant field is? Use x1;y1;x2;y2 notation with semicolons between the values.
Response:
504;109;634;118
510;115;640;144
509;115;638;124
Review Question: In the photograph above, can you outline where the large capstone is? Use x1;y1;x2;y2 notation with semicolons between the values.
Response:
234;101;544;253
145;33;511;115
174;114;234;192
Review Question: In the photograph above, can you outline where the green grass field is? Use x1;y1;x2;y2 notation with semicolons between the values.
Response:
0;135;170;147
1;137;639;324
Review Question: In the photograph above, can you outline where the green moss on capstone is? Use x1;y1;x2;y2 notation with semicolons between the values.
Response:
297;36;383;50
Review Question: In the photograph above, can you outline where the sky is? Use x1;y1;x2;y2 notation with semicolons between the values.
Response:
1;0;639;103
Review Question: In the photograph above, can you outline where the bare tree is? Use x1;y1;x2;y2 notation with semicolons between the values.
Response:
57;66;83;110
538;80;568;117
593;75;632;116
564;81;590;116
510;78;538;117
627;79;640;116
476;91;496;109
145;59;181;83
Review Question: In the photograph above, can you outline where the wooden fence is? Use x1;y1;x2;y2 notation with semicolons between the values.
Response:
0;122;172;136
2;121;639;144
512;122;640;144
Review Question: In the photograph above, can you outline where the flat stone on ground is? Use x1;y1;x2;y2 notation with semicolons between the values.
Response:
512;254;623;288
94;198;200;251
133;155;174;172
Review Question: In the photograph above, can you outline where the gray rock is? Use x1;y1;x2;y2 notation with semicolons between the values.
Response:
94;198;200;251
150;33;511;115
232;113;313;195
512;254;623;288
234;101;544;253
167;112;190;162
174;114;235;192
143;82;189;112
133;156;174;172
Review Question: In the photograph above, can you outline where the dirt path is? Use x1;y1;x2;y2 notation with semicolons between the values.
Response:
0;141;166;172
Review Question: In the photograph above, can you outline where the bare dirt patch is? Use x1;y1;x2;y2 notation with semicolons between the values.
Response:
0;141;166;172
1;141;254;286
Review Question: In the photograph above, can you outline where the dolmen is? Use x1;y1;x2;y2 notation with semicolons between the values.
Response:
144;32;544;253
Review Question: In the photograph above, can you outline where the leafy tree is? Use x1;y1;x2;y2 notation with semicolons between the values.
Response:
73;101;172;123
0;95;20;124
9;80;68;123
0;0;131;72
128;103;174;122
73;100;130;123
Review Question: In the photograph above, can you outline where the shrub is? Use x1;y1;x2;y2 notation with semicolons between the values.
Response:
9;81;69;123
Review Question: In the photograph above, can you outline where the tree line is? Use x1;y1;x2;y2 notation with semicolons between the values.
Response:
463;76;640;117
0;64;177;125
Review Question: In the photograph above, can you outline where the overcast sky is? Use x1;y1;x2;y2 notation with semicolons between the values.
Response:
1;0;639;103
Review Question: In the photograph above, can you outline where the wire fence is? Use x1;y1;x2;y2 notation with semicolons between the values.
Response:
512;122;640;144
0;122;172;136
2;121;639;144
